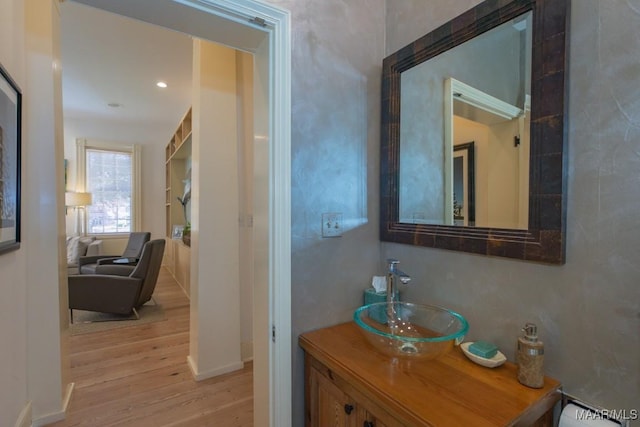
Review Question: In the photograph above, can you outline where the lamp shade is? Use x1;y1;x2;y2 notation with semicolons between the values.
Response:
65;192;92;207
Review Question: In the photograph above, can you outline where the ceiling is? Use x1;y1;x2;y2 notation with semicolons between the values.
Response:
60;1;194;139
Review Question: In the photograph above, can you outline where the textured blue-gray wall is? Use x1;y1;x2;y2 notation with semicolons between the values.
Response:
271;0;639;423
265;1;386;425
384;0;640;416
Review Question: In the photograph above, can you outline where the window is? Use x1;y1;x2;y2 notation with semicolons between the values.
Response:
86;149;132;233
76;139;141;235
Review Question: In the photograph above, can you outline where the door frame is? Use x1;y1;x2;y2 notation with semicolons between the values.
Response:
60;0;292;425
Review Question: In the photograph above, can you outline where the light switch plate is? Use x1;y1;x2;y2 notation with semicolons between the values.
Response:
322;213;343;237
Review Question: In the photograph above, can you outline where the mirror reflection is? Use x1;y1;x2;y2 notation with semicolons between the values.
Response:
453;142;475;226
399;12;532;230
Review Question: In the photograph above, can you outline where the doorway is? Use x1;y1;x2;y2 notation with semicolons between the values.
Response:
57;1;291;425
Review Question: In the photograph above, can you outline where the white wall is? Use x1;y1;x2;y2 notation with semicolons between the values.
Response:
0;2;29;425
486;119;522;229
0;1;71;425
454;116;489;225
25;1;70;424
454;115;525;229
189;38;243;379
236;50;254;361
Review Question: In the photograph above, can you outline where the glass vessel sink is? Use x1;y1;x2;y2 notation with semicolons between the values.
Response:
353;302;468;359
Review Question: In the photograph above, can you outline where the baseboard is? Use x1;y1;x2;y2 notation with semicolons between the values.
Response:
14;401;31;427
241;341;253;362
62;382;75;413
31;382;74;427
32;410;64;427
187;355;244;381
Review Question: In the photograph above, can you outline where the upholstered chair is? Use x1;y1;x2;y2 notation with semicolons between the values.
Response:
78;231;151;274
68;239;165;321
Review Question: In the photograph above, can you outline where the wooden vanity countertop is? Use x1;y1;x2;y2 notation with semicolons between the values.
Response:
299;322;561;426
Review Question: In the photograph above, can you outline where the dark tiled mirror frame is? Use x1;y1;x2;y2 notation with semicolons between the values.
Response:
380;0;569;264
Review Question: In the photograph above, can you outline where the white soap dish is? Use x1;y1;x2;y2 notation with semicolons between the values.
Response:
460;342;507;368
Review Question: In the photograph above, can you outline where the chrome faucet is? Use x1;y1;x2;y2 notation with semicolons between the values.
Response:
386;259;411;326
386;258;411;304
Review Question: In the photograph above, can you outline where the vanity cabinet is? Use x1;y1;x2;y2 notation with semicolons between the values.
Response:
300;322;561;427
310;359;389;427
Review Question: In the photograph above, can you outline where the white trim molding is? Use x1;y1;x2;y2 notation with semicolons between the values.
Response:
266;7;292;427
30;383;74;427
187;356;245;381
448;77;523;120
14;401;32;427
175;2;292;426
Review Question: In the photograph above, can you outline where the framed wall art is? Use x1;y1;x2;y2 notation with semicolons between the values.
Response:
0;63;22;255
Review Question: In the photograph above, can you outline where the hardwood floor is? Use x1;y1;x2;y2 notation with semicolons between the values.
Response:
49;268;253;427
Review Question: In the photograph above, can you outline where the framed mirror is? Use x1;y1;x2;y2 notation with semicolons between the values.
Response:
380;0;569;264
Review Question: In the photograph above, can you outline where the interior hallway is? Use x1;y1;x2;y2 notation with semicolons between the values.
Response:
49;268;253;427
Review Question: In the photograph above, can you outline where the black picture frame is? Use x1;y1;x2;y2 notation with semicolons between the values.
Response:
0;63;22;255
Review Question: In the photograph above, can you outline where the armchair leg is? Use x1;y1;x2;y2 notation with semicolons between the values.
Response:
132;307;140;320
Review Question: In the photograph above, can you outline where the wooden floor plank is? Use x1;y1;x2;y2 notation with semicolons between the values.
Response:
165;397;254;427
48;267;253;427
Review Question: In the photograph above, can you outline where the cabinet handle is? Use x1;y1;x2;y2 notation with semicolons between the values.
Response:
344;404;354;415
363;421;374;427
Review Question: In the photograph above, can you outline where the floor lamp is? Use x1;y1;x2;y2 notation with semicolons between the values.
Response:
65;192;92;236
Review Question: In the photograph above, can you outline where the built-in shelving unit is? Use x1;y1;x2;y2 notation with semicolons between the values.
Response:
165;107;192;237
164;107;192;298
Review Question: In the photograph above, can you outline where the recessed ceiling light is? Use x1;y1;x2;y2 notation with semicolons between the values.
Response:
156;81;168;88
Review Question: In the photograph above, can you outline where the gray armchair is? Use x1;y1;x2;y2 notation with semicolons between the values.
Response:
78;231;151;274
68;239;165;322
